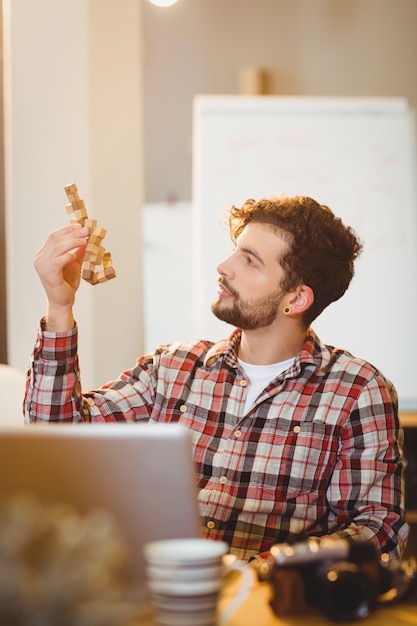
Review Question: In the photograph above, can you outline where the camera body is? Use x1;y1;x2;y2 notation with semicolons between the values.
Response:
252;536;416;622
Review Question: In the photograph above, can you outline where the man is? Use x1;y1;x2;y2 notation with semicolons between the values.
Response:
25;195;408;561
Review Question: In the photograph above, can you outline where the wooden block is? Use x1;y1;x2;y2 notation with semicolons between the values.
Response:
90;226;107;240
88;234;104;246
64;183;80;203
96;266;116;283
82;260;97;271
85;244;105;264
64;182;116;286
81;267;97;283
95;248;105;264
65;203;87;222
84;218;98;233
64;182;78;195
73;209;88;221
96;253;116;282
70;199;87;213
84;242;101;256
103;252;112;267
105;266;116;279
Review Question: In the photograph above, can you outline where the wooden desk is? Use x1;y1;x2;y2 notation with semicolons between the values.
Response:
137;569;417;625
220;570;417;626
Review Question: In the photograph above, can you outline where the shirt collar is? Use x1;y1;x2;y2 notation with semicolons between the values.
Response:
204;328;241;368
203;326;334;375
298;327;335;374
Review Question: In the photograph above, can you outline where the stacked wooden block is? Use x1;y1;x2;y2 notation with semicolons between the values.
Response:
64;183;116;285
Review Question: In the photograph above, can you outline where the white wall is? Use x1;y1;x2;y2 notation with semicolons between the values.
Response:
142;0;417;202
142;201;193;353
3;0;144;389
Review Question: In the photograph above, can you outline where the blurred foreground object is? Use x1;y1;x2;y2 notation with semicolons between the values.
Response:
0;493;148;625
251;536;417;622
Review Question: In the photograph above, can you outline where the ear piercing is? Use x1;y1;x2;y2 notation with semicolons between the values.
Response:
283;306;291;315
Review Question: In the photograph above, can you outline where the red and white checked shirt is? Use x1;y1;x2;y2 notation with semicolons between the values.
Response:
25;320;408;560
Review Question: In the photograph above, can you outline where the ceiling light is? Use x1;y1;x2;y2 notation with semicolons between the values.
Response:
148;0;179;6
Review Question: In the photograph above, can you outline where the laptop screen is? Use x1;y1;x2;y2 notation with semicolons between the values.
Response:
0;422;202;586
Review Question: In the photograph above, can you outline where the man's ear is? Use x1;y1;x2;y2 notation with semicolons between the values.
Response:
287;285;314;315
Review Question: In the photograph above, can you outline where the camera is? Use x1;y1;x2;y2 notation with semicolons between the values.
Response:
251;536;416;622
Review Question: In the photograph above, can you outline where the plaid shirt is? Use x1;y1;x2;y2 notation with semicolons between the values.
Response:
25;320;408;560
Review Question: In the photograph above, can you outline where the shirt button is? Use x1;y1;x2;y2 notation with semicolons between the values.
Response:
207;520;215;529
239;380;247;387
179;405;187;413
220;476;227;484
234;430;242;438
293;425;301;434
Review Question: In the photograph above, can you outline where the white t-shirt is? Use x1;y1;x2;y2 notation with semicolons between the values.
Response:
238;357;295;415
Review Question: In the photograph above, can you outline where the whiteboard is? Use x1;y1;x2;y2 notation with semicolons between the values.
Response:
192;96;417;410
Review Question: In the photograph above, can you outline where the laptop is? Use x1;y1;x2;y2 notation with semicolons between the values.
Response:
0;422;202;591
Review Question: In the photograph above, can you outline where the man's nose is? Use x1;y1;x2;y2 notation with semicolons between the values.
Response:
216;252;234;278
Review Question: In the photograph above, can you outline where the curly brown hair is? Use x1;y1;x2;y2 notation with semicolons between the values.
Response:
227;195;363;326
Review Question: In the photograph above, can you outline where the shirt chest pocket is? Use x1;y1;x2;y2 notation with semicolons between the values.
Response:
250;420;341;499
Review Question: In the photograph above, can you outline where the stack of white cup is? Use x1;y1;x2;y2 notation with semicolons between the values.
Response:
143;538;251;626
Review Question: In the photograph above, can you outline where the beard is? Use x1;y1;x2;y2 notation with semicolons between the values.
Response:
211;279;284;330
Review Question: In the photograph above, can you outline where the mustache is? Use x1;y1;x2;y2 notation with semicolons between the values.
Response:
218;277;239;298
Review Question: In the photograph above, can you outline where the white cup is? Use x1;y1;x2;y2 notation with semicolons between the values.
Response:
143;538;253;626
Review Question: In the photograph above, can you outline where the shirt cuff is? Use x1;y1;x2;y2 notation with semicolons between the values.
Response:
38;316;78;361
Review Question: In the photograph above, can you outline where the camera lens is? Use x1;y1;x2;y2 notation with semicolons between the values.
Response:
314;561;376;622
